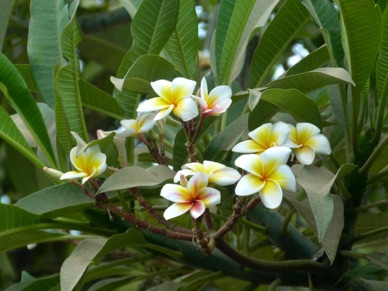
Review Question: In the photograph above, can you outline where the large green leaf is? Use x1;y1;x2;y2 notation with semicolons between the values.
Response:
267;68;354;93
55;0;88;143
249;0;310;87
15;183;93;219
96;165;175;194
0;107;44;170
335;0;381;97
301;0;344;67
27;0;68;108
164;0;198;80
248;88;322;130
111;55;179;94
376;7;388;98
214;0;278;85
0;53;56;167
285;45;330;76
114;0;179;118
0;0;15;50
79;79;124;120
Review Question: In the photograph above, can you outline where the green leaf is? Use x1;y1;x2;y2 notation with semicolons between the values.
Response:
55;0;88;142
97;165;175;194
79;79;124;120
0;0;15;50
335;0;382;97
112;55;179;94
15;183;92;219
164;0;198;80
214;0;278;85
376;7;388;98
114;0;179;117
27;0;69;108
0;106;44;170
301;0;344;67
203;114;248;161
0;53;56;167
285;45;330;76
6;274;59;291
249;0;310;87
15;64;39;93
267;68;354;93
248;88;323;130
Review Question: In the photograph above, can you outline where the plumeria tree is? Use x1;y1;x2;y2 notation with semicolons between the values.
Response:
0;0;387;290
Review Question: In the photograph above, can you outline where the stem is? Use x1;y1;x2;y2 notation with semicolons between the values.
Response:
215;239;326;274
367;165;388;185
351;88;360;155
355;198;388;212
359;135;388;175
353;226;388;243
339;85;352;157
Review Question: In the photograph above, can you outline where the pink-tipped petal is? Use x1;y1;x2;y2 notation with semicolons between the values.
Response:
190;200;206;219
232;140;265;153
173;97;199;121
235;174;265;196
187;173;208;196
173;169;196;183
295;145;316;165
259;180;283;209
163;203;192;220
161;184;190;202
197;187;221;206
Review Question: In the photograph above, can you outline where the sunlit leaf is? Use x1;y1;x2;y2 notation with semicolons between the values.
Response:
249;0;310;87
96;165;175;194
0;53;56;167
214;0;278;85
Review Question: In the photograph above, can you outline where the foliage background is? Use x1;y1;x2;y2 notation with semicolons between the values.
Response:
0;0;387;290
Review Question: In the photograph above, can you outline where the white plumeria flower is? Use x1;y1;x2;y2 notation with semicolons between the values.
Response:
161;173;221;220
234;147;296;209
174;160;241;186
232;122;289;155
119;113;156;138
137;77;198;122
284;123;332;165
60;145;107;184
193;77;233;117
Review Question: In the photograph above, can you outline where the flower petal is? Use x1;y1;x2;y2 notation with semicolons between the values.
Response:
110;76;124;91
295;145;316;165
163;202;192;220
190;200;206;219
296;123;320;139
173;169;196;183
232;140;265;153
161;184;190;202
171;77;197;98
154;105;174;120
249;123;272;148
173;97;199;121
270;121;290;146
259;180;283;209
260;147;291;174
268;165;296;192
306;134;332;155
60;171;87;181
234;154;263;176
137;97;170;113
209;167;241;185
151;79;172;98
197;187;221;206
235;174;265;196
187;173;208;198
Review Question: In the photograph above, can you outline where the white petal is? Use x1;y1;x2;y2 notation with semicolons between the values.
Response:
60;171;87;181
234;154;262;175
151;79;172;97
210;167;241;185
171;77;197;97
295;145;315;165
271;122;290;146
235;174;265;196
307;134;332;155
173;169;196;183
197;187;221;206
268;165;296;192
232;140;264;153
137;98;170;113
259;180;283;209
173;97;198;121
110;76;124;91
137;113;156;132
260;146;291;168
154;105;174;120
163;203;192;220
296;123;320;138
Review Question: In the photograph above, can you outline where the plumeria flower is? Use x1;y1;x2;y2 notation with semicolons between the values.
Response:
60;145;107;184
137;77;198;122
234;147;296;209
232;122;289;155
284;123;332;165
161;173;221;220
119;113;156;138
174;160;241;186
193;77;232;117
